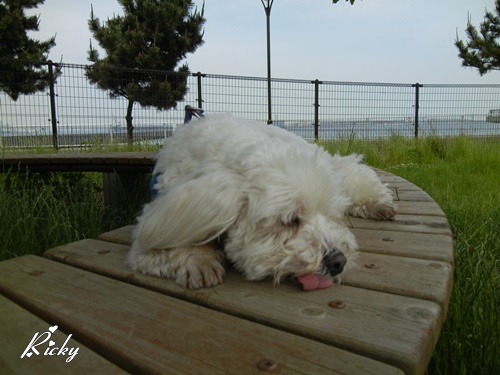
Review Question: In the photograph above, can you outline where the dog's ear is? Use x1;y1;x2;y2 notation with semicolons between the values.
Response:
134;171;244;250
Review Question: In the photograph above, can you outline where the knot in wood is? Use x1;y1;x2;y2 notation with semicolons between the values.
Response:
27;269;44;276
328;300;346;309
256;359;280;373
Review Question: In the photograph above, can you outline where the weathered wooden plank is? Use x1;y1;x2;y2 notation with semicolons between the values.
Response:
378;176;438;204
97;224;453;314
352;228;454;263
378;173;415;183
393;190;436;202
47;154;80;164
201;272;441;375
346;253;453;318
1;152;156;168
47;237;452;319
386;181;424;191
98;225;135;245
391;200;445;216
44;240;442;374
82;154;106;165
0;294;126;374
376;172;433;205
127;152;157;165
99;225;454;264
0;256;403;375
345;214;452;236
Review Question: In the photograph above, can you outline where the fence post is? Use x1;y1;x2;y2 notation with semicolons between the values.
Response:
312;79;322;141
195;71;205;108
47;60;58;149
413;83;423;138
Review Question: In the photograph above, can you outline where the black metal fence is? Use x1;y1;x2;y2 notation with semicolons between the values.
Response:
1;61;500;149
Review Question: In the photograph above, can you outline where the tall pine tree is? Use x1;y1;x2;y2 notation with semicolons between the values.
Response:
86;0;205;143
0;0;56;100
455;0;500;75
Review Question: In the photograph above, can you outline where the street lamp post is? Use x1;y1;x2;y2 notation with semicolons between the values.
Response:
261;0;274;125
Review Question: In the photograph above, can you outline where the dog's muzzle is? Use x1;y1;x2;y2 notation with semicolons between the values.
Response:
323;250;347;277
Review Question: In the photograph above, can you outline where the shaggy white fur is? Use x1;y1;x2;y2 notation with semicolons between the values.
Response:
127;115;397;289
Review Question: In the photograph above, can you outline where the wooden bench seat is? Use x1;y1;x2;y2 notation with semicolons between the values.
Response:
1;152;157;209
1;152;157;173
0;255;403;374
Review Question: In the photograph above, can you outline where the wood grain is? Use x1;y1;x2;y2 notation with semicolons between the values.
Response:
0;294;126;374
44;239;442;375
0;256;403;375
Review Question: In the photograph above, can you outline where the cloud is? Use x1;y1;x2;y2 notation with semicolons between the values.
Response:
24;0;499;84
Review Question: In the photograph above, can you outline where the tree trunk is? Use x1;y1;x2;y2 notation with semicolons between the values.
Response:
126;99;134;145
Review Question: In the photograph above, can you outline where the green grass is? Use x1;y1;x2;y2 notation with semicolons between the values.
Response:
1;136;498;374
322;135;499;375
0;171;142;260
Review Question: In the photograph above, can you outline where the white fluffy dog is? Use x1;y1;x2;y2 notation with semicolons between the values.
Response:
128;115;397;290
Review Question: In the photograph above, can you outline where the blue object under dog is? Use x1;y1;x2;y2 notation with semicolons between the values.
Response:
150;172;160;199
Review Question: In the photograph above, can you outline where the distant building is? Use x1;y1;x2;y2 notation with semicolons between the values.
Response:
486;109;500;123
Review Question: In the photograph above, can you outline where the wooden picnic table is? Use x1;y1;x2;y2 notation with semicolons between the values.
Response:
0;170;453;375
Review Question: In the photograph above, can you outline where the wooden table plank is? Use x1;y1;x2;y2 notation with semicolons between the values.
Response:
98;222;454;308
385;181;424;191
44;239;442;375
344;214;452;236
98;225;135;245
45;239;453;320
48;235;451;319
198;273;441;375
393;190;436;202
0;256;403;375
98;224;454;263
391;200;445;216
0;294;126;374
352;228;454;263
345;252;452;318
97;228;453;317
378;173;419;184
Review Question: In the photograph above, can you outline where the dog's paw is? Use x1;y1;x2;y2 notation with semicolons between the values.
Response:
129;244;225;288
176;261;225;288
369;200;398;221
175;247;226;289
348;200;397;221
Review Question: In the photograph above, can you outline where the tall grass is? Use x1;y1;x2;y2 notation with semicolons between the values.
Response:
323;135;499;375
1;136;498;374
0;138;158;260
0;172;141;260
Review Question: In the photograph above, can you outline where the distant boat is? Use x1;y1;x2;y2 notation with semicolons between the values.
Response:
486;109;500;123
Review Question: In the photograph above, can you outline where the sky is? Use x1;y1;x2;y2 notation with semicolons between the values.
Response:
27;0;499;85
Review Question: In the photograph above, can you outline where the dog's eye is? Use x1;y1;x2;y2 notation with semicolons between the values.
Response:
282;214;300;228
290;215;301;226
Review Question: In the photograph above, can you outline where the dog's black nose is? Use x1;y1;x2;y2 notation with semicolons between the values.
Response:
323;250;347;276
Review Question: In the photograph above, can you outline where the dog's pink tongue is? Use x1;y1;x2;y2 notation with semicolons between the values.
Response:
297;274;333;291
